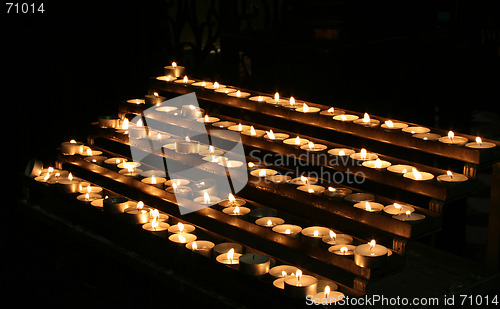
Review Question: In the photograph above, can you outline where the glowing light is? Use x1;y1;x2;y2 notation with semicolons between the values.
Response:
121;118;129;130
228;193;236;204
236;90;242;97
203;192;211;204
394;203;402;210
178;234;186;243
307;188;314;193
341;114;347;121
213;81;220;89
172;62;177;68
313;230;319;237
259;169;267;177
227;248;235;263
330;230;336;240
412;168;423;180
324;286;331;299
285;229;291;234
266;219;273;226
365;202;372;211
183;76;188;83
233;206;240;215
448;131;454;141
151;175;157;184
250;126;257;136
296;269;302;283
327;107;334;113
340;247;348;254
385;120;394;128
369;240;376;250
274;92;279;103
137;201;144;209
302;103;309;112
266;130;275;140
192;241;198;250
290;97;295;106
339;150;345;156
177;222;185;233
476;136;483;146
68;173;73;181
362;113;370;123
295;136;301;145
360;148;367;160
374;158;383;168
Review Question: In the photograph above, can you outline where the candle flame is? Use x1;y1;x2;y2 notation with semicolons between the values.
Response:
330;230;336;240
327;107;334;113
237;123;243;131
183;76;188;83
86;148;92;156
70;139;76;143
86;185;92;194
48;167;54;173
266;130;275;140
300;175;308;184
340;246;348;254
476;136;483;145
172;62;177;68
341;114;347;121
43;172;50;181
412;168;423;180
267;219;273;226
324;286;330;298
290;97;295;106
274;92;279;102
385;120;394;128
213;81;220;89
250;126;257;136
285;229;291;234
308;142;315;150
153;92;159;97
374;158;383;168
447;170;453;178
365;202;372;211
136;118;143;127
68;173;73;181
85;193;90;201
121;118;129;130
177;222;184;233
172;182;178;192
192;241;198;250
151;216;159;230
151;175;157;184
185;136;191;142
208;145;215;155
394;203;402;209
236;90;241;97
328;187;336;192
369;240;376;250
178;234;186;243
401;169;407;174
363;113;370;123
360;148;367;159
313;230;319;237
339;149;345;156
150;208;159;219
204;115;210;122
257;96;263;102
201;81;206;87
228;193;236;203
302;103;309;112
448;131;454;140
227;248;234;262
296;269;302;282
137;201;144;209
203;192;211;204
406;210;411;217
248;162;255;168
295;136;301;145
233;206;240;215
259;169;267;177
307;188;314;193
281;271;287;277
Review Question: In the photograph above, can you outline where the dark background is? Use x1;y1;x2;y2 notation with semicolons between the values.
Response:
3;0;500;306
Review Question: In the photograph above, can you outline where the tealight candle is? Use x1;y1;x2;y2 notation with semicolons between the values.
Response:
103;196;128;214
148;208;169;222
84;155;107;164
186;240;215;258
227;90;251;98
354;201;384;213
192;81;212;87
297;185;325;195
228;123;251;132
412;133;441;141
322;231;353;245
241;126;266;137
250;168;278;177
265;175;292;183
104;157;127;165
319;107;339;116
191;179;217;197
140;170;166;178
216;248;242;265
181;104;204;119
165;179;190;187
77;193;102;202
175;137;200;154
249;95;272;102
213;243;243;257
403;168;434;181
214;88;237;94
437;170;468;183
164;62;185;77
264;130;289;141
383;203;415;215
350;149;378;161
295;103;320;113
438;131;468;145
269;265;299;278
169;233;197;244
98;115;121;128
201;155;223;163
465;136;496;149
126;98;145;104
312;286;345;305
124;201;150;224
354;240;388;268
197;115;220;124
387;164;415;174
78;184;103;194
402;126;430;134
205;81;225;90
193;192;221;204
290;176;318;185
142;218;170;238
118;167;143;178
81;147;103;157
327;148;355;156
173;75;195;84
362;158;392;169
117;161;141;169
301;226;330;245
344;192;375;203
60;140;84;155
381;120;408;130
329;244;356;256
354;113;380;127
155;105;178;113
239;253;270;276
90;198;104;208
144;92;166;106
218;193;247;207
283;136;310;146
255;216;285;227
333;114;359;122
323;187;352;198
284;270;318;299
168;222;196;234
57;172;80;193
300;142;328;152
140;175;167;189
198;145;224;156
266;92;288;105
393;211;426;222
272;224;302;238
222;206;251;217
165;184;192;196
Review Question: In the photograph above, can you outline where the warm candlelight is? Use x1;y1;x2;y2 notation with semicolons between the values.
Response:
300;141;328;152
465;136;496;149
333;114;359;121
296;103;320;113
255;216;285;227
283;136;310;146
227;90;251;98
438;130;468;145
362;158;391;169
350;148;378;161
403;168;434;181
216;248;242;265
250;168;278;177
218;193;247;207
437;170;468;183
402;126;430;134
354;201;384;213
272;224;302;237
322;230;354;245
393;210;426;222
329;244;356;256
381;120;408;130
383;202;415;215
264;130;289;141
354;240;388;268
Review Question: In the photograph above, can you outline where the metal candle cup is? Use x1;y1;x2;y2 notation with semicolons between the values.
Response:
164;64;185;77
255;216;285;228
213;243;243;258
284;272;318;299
60;141;84;155
272;224;302;238
239;253;270;276
142;221;170;238
301;226;330;245
169;233;197;244
103;196;129;214
186;240;215;258
354;242;388;268
98;115;121;128
124;203;151;224
141;176;166;189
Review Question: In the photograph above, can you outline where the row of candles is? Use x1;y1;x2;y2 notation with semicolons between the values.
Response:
157;63;496;151
32;163;351;302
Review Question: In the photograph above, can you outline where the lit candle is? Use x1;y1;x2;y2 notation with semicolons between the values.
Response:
403;168;434;181
323;186;352;199
387;164;416;174
362;158;392;169
328;244;356;256
438;131;468;145
319;107;338;116
322;230;353;245
149;208;169;222
301;226;330;245
383;202;415;215
437;170;468;183
465;136;496;149
60;140;84;155
168;232;197;244
250;168;278;177
290;175;318;185
264;130;289;141
381;120;408;130
186;240;215;257
214;87;237;94
350;148;378;161
354;201;384;213
76;192;102;202
173;75;195;84
142;217;170;238
216;248;242;265
197;114;220;124
241;126;266;137
212;120;237;128
57;172;80;193
393;210;426;222
283;136;310;146
180;104;204;119
165;183;192;196
124;201;150;224
249;95;272;102
265;92;288;105
164;61;185;77
255;216;285;227
198;145;224;157
284;269;318;299
204;81;225;90
144;92;166;106
104;157;127;165
228;123;251;132
217;157;244;168
141;175;167;189
333;114;359;122
126;98;145;105
227;90;251;98
118;165;142;178
218;193;247;207
402;126;430;134
412;133;441;141
269;265;300;278
297;185;325;195
239;253;270;276
300;142;328;152
193;191;221;204
192;80;212;87
354;240;388;268
354;113;380;127
222;205;251;217
81;147;103;157
312;285;345;305
296;103;320;113
165;178;190;187
78;184;103;194
84;155;107;164
175;136;200;154
272;224;303;238
168;222;196;234
327;148;355;156
213;242;243;257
